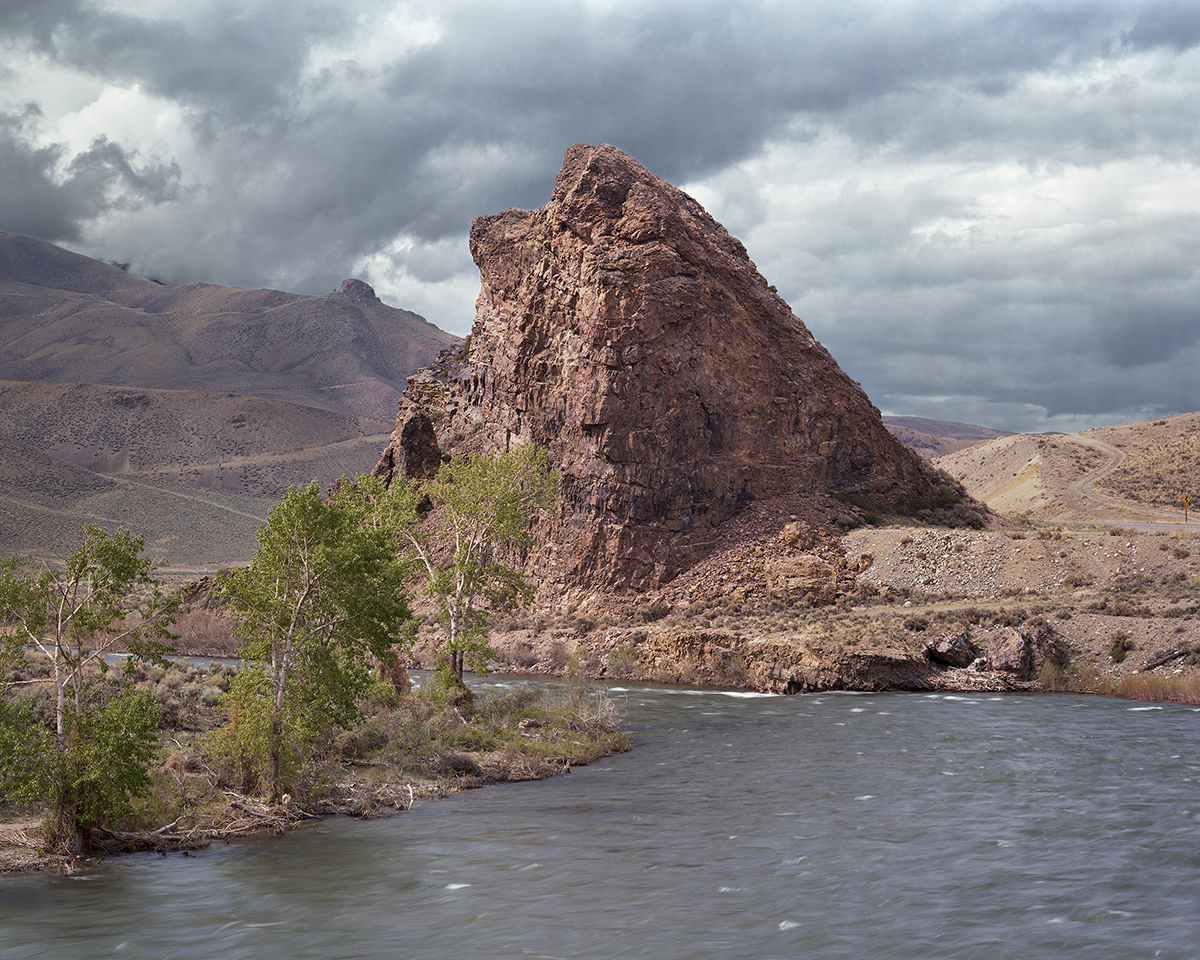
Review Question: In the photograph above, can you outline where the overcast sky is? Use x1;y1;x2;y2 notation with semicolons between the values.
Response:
3;0;1199;433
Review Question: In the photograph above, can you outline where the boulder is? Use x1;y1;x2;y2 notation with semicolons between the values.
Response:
979;626;1031;674
926;630;979;668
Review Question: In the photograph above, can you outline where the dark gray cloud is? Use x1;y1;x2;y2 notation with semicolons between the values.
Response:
0;104;179;240
1;0;1198;432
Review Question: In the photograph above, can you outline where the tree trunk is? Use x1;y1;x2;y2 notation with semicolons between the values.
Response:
267;712;282;802
53;655;67;752
49;784;83;855
378;658;410;696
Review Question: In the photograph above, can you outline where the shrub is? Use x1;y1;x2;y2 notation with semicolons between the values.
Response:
634;601;672;624
1036;661;1068;690
365;679;402;709
1110;631;1134;662
547;640;570;669
838;492;878;513
607;643;640;676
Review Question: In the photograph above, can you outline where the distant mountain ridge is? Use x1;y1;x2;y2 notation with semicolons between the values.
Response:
884;416;1012;458
0;232;457;565
0;231;457;421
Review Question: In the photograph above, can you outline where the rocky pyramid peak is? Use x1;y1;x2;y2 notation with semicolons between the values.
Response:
376;144;974;593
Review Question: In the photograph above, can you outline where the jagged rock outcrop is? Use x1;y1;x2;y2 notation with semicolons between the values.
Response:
376;144;967;592
925;629;980;668
336;278;381;304
373;409;442;482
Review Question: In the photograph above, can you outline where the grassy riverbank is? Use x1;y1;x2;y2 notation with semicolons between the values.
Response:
1;658;629;874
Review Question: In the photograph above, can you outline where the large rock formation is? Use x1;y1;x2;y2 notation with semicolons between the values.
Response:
376;144;964;592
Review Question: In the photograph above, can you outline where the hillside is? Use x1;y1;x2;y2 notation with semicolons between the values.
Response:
0;232;460;565
0;431;269;569
0;381;396;567
0;232;457;421
0;380;392;498
1089;412;1200;509
883;416;1012;458
935;414;1196;525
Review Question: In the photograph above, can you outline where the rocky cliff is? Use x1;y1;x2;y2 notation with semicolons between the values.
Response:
376;144;969;593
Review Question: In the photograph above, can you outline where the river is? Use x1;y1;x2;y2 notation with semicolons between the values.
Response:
2;682;1198;959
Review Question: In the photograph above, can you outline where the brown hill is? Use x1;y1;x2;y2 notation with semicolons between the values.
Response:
884;416;1011;458
0;431;269;569
0;232;457;421
1089;412;1200;509
0;381;397;566
375;144;983;597
934;417;1195;525
0;380;392;497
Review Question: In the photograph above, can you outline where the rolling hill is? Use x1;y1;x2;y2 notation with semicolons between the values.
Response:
0;232;458;566
0;381;396;569
933;412;1198;525
883;416;1012;458
0;231;457;421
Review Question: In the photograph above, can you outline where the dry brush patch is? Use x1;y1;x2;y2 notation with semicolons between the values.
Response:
1097;430;1200;508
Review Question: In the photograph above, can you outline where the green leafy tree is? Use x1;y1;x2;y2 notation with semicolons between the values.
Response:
0;526;175;852
387;444;558;686
0;688;161;853
214;480;411;800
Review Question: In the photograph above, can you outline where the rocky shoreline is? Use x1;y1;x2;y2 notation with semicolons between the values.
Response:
469;523;1200;702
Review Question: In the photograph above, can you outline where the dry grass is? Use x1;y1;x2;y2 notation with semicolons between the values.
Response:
1112;671;1200;703
170;609;239;658
1097;427;1200;507
1037;659;1200;704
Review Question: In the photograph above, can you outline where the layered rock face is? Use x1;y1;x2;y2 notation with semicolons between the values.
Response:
377;144;956;591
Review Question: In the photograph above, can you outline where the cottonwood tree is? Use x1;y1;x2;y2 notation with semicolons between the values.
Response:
214;480;411;800
0;525;176;852
384;444;558;688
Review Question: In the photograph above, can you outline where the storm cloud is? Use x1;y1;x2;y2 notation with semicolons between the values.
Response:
2;0;1198;432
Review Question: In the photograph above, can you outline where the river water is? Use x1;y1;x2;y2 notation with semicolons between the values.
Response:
3;683;1198;959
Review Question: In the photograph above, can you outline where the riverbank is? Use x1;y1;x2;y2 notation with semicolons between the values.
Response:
479;602;1200;703
468;524;1200;703
1;673;630;875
